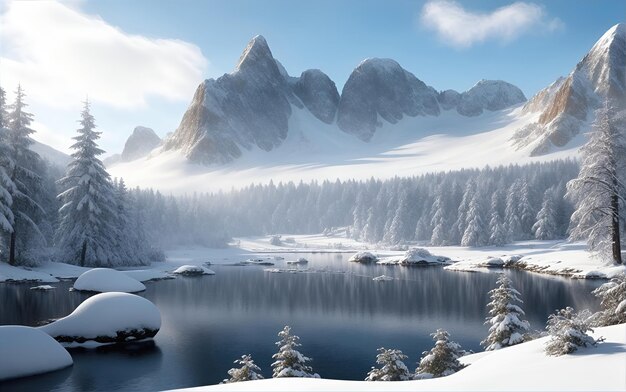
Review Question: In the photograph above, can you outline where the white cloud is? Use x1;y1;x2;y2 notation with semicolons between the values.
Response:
420;1;564;48
0;0;208;109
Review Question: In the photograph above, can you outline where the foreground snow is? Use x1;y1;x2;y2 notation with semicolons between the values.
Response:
0;326;73;381
73;268;146;293
39;292;161;347
168;323;626;392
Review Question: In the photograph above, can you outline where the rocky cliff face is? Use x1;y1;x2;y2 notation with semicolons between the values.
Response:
337;58;440;141
165;36;527;164
121;126;161;162
512;23;626;155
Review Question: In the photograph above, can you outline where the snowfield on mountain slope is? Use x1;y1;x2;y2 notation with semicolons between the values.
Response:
167;323;626;392
108;106;582;194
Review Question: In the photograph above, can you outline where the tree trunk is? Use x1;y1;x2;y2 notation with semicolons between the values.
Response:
80;240;87;267
9;230;16;266
611;192;622;264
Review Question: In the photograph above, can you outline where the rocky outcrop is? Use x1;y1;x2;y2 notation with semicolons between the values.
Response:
456;80;526;116
293;69;340;124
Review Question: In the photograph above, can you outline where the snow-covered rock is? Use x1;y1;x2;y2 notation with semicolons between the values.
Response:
73;268;146;293
348;251;379;263
39;292;161;346
379;248;450;266
172;265;216;276
337;58;440;141
120;126;161;162
0;326;73;381
513;23;626;155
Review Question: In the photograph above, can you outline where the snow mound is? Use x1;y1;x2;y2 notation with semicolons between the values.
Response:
73;268;146;293
379;248;450;266
39;292;161;346
348;251;378;263
0;326;73;381
373;275;394;281
172;265;216;276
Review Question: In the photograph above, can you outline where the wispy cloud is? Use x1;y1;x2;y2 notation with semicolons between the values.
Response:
420;1;563;49
0;0;209;109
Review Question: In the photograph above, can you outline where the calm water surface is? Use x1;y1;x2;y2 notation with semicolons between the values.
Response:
0;253;603;391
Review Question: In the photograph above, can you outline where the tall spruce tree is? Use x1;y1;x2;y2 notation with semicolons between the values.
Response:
0;87;15;239
567;104;625;264
4;85;46;265
56;100;119;266
533;187;559;240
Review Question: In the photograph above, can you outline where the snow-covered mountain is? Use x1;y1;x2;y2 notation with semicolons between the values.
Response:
162;35;526;163
108;24;625;193
512;23;626;155
105;126;162;166
31;140;71;169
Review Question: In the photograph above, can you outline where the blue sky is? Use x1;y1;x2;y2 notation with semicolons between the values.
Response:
0;0;624;155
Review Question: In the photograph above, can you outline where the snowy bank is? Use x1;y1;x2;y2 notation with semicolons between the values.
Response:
167;323;626;391
73;268;146;293
39;292;161;346
0;326;73;381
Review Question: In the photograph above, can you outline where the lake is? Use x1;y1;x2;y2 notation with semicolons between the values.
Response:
0;253;603;391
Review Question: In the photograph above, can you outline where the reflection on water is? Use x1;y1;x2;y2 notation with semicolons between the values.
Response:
0;253;602;391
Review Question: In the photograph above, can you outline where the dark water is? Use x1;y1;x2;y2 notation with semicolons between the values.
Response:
0;253;603;391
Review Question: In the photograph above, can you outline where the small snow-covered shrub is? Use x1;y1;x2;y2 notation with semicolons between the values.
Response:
545;307;601;356
590;274;626;327
271;326;319;378
222;354;264;383
365;348;411;381
270;236;282;246
415;329;465;379
481;274;531;350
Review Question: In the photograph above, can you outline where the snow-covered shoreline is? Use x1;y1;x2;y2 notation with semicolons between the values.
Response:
165;323;626;392
1;235;624;284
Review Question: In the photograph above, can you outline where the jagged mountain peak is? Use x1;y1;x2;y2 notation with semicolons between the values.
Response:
513;23;626;156
235;35;276;74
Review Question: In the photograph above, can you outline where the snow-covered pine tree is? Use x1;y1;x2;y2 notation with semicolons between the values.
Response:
271;326;319;378
481;274;531;350
385;189;412;245
517;180;535;238
461;189;487;246
488;191;508;246
4;85;46;265
590;273;626;327
451;179;475;244
505;179;523;241
223;354;264;383
56;100;120;267
533;187;559;240
0;87;15;240
414;329;465;379
545;307;600;356
567;104;625;264
430;182;452;246
365;347;411;381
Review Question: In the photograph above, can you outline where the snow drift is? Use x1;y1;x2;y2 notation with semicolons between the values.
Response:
72;268;146;293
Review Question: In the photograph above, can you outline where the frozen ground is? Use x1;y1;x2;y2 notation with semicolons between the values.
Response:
167;323;626;392
0;234;624;283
